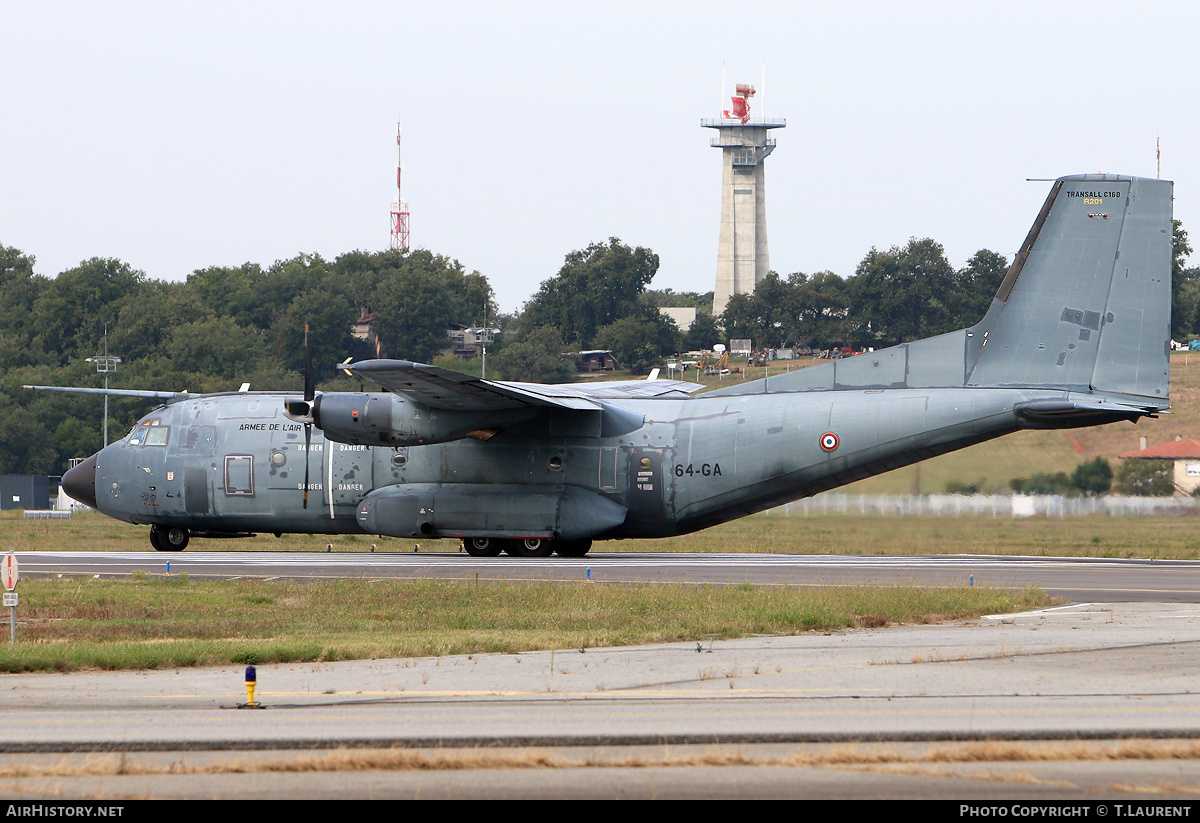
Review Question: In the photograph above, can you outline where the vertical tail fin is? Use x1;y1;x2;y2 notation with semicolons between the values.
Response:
704;173;1172;404
966;174;1172;403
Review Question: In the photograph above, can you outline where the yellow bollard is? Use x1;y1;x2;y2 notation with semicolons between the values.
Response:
241;664;260;708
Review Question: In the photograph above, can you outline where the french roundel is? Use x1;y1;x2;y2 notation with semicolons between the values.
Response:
819;432;839;451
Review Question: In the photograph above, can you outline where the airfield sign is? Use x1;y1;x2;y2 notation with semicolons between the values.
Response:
2;552;17;591
2;553;17;643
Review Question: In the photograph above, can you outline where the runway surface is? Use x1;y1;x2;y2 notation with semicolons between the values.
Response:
18;550;1200;603
6;552;1200;799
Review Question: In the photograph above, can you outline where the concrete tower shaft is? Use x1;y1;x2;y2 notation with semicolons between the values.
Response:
703;97;784;318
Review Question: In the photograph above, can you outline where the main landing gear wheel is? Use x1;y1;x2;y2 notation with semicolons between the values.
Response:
553;539;592;557
463;537;503;557
503;538;554;558
151;526;189;552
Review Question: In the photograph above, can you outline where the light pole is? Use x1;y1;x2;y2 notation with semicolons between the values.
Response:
85;337;122;448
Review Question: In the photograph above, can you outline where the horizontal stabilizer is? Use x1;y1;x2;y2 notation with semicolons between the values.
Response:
1014;397;1160;429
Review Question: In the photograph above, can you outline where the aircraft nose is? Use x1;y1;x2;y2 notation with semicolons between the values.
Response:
62;453;98;509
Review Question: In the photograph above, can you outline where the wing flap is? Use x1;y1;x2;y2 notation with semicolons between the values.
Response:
343;359;700;411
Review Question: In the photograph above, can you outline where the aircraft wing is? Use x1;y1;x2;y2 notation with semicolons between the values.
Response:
342;359;702;412
503;378;705;400
23;385;190;402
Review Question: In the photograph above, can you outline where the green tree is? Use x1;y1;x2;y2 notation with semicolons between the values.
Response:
490;325;573;382
111;283;209;363
792;271;851;348
720;291;769;349
352;251;498;363
1070;457;1113;495
522;238;659;348
1171;221;1196;339
1113;459;1174;497
171;318;270;381
0;245;48;340
685;312;722;351
0;394;57;474
184;263;270;331
371;267;456;363
32;258;147;361
593;315;678;374
1012;472;1073;495
847;239;956;347
52;417;100;466
273;290;356;381
719;271;851;351
951;249;1009;324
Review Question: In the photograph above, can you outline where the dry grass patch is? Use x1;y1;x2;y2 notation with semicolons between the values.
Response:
6;739;1200;778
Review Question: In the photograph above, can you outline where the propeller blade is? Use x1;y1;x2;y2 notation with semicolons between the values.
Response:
303;421;311;509
304;322;315;403
303;321;313;509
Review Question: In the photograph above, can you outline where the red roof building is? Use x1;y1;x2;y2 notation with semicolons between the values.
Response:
1120;437;1200;496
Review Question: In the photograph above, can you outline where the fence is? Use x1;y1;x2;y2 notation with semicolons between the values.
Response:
775;493;1197;518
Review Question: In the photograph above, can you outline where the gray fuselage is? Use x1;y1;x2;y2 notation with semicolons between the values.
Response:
88;384;1059;541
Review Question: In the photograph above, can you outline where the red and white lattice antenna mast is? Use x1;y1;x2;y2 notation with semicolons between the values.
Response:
389;120;410;251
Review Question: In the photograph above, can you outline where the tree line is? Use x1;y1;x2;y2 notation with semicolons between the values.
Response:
492;236;1018;380
2;217;1191;475
0;245;495;474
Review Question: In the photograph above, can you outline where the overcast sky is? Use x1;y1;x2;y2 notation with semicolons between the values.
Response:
3;1;1197;314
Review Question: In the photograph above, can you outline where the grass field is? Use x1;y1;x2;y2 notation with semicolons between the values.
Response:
0;575;1053;673
7;506;1200;559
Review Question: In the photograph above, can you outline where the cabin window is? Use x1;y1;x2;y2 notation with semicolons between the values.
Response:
224;455;255;496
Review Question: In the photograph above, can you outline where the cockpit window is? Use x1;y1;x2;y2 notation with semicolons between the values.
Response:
128;420;169;446
143;426;169;446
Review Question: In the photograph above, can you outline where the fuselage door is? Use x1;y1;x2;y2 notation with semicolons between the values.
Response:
626;448;667;523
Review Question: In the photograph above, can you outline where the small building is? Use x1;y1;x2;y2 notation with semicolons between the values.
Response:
660;307;698;331
445;325;498;360
0;475;50;511
350;309;376;342
1119;437;1200;496
728;338;753;357
576;350;619;373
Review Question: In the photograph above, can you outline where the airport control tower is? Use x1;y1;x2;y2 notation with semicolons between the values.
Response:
703;84;785;317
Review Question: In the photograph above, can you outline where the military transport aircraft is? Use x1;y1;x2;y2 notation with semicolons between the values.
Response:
40;174;1172;557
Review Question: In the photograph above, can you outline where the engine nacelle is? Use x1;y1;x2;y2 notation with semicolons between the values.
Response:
311;393;536;446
